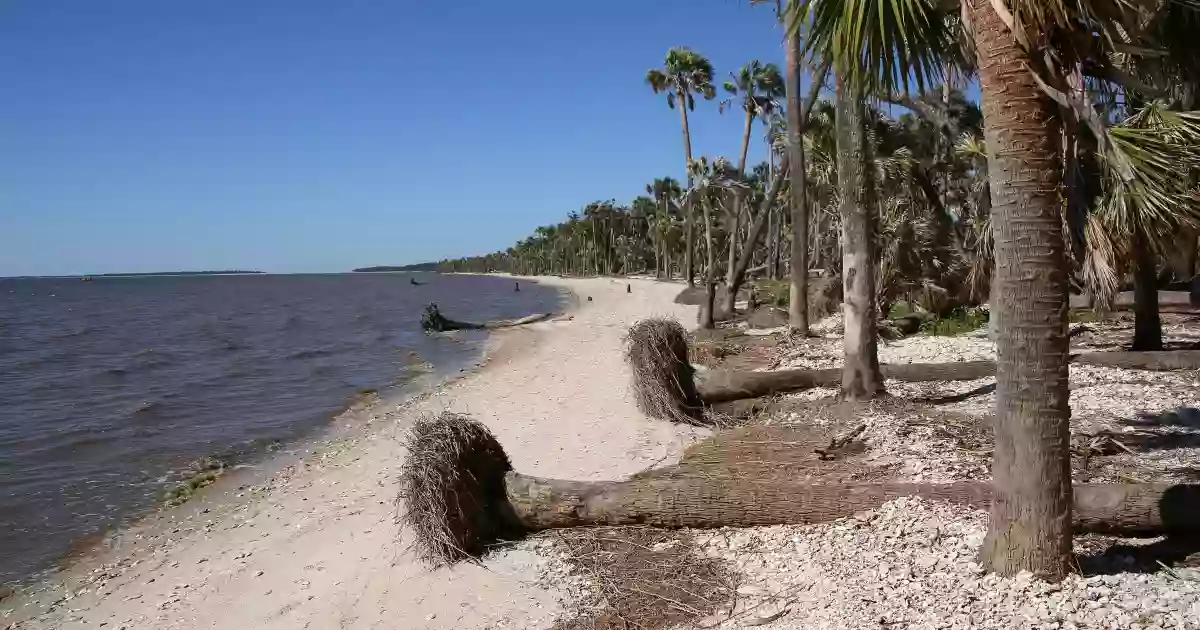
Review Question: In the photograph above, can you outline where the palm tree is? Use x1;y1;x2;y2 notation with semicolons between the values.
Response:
647;47;717;288
687;157;746;328
648;177;683;278
721;60;785;299
789;0;1072;577
790;0;1200;579
833;72;885;399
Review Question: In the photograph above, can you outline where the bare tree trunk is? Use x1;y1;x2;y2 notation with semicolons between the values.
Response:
685;210;696;288
504;473;1200;536
836;75;884;400
1132;228;1163;351
698;360;996;404
786;33;810;334
725;203;740;293
969;0;1073;581
681;94;697;289
700;197;717;329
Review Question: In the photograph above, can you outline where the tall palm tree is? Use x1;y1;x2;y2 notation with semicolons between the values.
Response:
647;47;717;288
834;72;885;399
721;60;785;298
790;0;1072;577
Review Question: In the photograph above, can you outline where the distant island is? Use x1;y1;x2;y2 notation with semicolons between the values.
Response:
88;270;265;277
352;263;439;272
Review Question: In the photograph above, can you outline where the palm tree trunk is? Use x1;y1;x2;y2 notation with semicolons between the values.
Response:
685;208;696;287
968;0;1072;581
785;33;809;333
725;202;740;295
1132;228;1163;350
836;75;883;401
700;196;718;329
680;91;697;289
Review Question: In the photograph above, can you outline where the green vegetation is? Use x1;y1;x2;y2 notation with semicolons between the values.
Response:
751;279;791;308
921;307;989;337
162;456;226;508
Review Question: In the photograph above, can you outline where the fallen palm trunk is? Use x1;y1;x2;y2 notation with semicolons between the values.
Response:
420;303;552;332
625;319;1200;415
1072;350;1200;371
698;361;997;404
699;352;1200;403
400;413;1200;566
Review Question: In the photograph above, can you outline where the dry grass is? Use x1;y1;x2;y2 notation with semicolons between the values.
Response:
546;527;737;630
397;412;517;566
625;318;706;426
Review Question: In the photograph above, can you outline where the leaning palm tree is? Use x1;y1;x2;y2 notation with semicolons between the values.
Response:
686;157;747;328
789;0;1200;580
647;48;718;289
720;60;785;301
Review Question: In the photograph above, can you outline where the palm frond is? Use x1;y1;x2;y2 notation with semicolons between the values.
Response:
787;0;952;94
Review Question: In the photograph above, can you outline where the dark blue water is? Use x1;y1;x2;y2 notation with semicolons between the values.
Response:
0;273;560;584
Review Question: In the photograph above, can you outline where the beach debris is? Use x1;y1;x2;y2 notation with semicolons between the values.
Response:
624;318;705;426
397;413;517;566
419;303;552;333
398;412;1200;567
627;319;1200;413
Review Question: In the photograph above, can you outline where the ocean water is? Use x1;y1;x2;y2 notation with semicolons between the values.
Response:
0;273;560;584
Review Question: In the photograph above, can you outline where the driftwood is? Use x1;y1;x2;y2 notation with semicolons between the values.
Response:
695;352;1200;404
1072;350;1200;371
505;473;1199;536
420;303;552;333
697;361;997;404
399;413;1200;566
628;319;1200;418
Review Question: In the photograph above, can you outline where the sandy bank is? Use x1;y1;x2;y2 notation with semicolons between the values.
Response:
4;276;700;630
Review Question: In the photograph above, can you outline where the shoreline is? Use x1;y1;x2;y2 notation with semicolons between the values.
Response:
4;276;697;630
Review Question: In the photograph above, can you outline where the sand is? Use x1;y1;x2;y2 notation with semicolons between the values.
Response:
4;276;701;630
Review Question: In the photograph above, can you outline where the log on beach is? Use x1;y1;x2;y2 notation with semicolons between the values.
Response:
420;303;553;332
399;413;1200;566
626;318;1200;413
506;473;1198;536
1072;350;1200;371
697;361;998;404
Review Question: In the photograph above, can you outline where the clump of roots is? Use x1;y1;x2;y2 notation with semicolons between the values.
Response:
397;412;518;566
625;318;705;426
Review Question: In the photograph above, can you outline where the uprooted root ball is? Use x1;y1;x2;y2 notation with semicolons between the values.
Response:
398;412;518;566
625;318;705;426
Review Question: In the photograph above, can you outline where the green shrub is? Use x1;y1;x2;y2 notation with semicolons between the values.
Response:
922;306;989;336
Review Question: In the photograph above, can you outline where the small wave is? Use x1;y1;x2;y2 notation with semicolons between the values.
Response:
129;400;167;421
49;325;93;340
288;347;337;360
93;366;130;382
132;349;171;368
283;314;305;329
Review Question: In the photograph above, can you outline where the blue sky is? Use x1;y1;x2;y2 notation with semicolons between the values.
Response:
3;1;817;276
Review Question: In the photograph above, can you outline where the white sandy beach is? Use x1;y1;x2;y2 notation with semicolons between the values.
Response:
4;276;701;630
